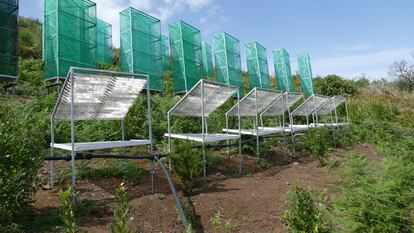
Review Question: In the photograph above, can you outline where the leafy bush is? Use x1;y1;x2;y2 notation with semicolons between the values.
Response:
282;186;332;233
171;142;203;196
111;184;132;233
58;187;77;233
0;95;53;224
301;128;332;166
314;75;358;97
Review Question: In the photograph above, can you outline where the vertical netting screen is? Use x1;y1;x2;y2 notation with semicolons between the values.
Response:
297;52;314;97
273;48;294;92
161;35;170;72
44;0;97;81
96;19;112;65
120;7;163;91
0;0;18;80
169;21;204;93
245;42;270;90
213;32;243;95
201;42;213;78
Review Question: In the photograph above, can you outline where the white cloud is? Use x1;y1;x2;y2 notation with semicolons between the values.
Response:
92;0;216;47
311;48;414;80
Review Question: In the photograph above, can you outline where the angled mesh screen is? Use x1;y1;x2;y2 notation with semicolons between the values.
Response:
120;7;163;91
297;52;314;97
96;19;112;65
0;0;18;79
213;33;243;95
227;88;281;116
292;95;329;116
246;42;270;90
53;69;147;121
44;0;97;81
201;42;213;77
170;80;238;117
262;93;303;116
169;21;204;93
273;49;294;92
316;96;347;116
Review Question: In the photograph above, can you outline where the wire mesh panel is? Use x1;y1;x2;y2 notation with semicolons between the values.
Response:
0;0;18;80
245;42;270;90
297;52;314;97
44;0;97;81
170;80;238;117
262;92;303;116
292;95;329;116
316;96;347;116
169;21;204;93
96;19;112;65
161;35;170;72
52;68;148;121
213;33;243;95
120;7;163;91
273;49;294;92
201;42;213;77
227;88;281;116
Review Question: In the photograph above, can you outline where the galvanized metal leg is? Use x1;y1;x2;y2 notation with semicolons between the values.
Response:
50;119;55;188
203;146;207;182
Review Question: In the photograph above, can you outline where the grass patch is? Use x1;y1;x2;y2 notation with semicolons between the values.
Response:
77;160;147;185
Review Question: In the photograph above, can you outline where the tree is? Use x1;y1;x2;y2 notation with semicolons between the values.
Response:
389;59;414;92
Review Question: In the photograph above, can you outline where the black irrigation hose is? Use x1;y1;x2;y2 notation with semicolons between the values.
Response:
44;153;168;161
154;155;190;231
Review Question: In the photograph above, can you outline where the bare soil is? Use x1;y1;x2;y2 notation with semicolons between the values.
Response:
32;144;380;233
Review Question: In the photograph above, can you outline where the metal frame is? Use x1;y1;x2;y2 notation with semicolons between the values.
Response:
166;79;242;180
260;91;303;158
50;67;153;201
224;87;282;158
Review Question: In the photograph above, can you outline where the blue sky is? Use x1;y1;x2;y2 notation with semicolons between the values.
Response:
21;0;414;80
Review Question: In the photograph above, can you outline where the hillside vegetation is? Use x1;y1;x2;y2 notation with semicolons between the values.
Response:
1;17;414;232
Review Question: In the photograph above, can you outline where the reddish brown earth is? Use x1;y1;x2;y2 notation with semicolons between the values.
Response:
32;144;380;233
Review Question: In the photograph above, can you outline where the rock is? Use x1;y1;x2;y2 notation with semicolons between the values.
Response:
286;182;290;186
293;162;299;166
41;184;53;190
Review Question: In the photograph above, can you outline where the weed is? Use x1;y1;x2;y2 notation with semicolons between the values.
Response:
58;187;76;233
210;211;238;232
77;160;146;185
111;184;132;233
255;158;270;170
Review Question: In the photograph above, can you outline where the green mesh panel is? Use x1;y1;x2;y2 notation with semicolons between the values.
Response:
161;35;170;72
169;21;204;93
120;7;163;91
96;19;112;65
297;52;314;97
213;33;243;95
245;42;270;90
201;42;213;78
44;0;97;81
273;48;294;92
0;0;18;80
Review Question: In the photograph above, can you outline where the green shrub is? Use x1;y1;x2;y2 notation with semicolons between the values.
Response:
314;75;358;97
111;184;132;233
282;186;332;233
58;187;77;233
334;153;414;232
301;128;332;166
171;142;203;196
0;96;53;224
